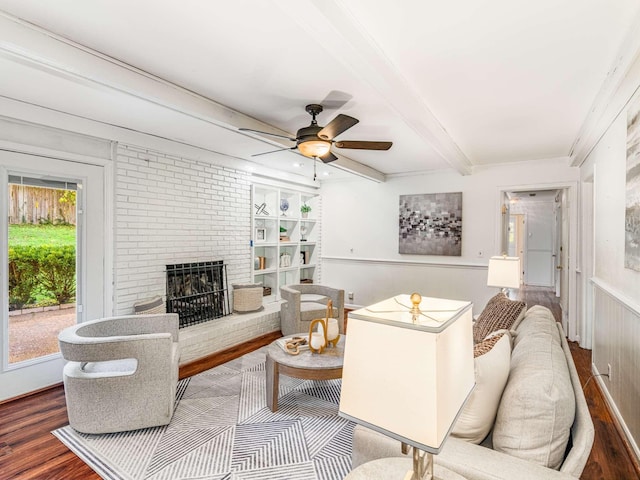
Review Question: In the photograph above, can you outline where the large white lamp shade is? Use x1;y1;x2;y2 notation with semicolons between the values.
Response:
487;256;521;289
339;295;475;454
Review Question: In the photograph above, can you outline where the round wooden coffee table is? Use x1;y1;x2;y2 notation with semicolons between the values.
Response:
265;334;345;412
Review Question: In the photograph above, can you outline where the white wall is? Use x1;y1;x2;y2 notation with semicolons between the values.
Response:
580;105;640;457
320;162;578;314
114;144;251;314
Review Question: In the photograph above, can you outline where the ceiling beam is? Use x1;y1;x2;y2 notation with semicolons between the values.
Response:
570;8;640;166
0;12;387;183
274;0;473;175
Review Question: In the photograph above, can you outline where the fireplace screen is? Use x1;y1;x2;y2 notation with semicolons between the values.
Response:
166;261;230;328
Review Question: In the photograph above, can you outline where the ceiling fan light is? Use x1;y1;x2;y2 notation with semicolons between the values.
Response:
298;139;331;158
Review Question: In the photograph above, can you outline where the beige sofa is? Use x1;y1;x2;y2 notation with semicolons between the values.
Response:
351;305;595;480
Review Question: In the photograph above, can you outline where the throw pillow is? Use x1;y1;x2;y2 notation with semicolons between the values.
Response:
451;331;511;444
473;294;525;344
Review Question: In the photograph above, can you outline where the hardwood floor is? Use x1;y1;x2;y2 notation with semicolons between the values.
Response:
0;331;281;480
0;300;638;480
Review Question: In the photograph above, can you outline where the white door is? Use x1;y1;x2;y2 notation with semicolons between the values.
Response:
1;151;105;401
559;190;570;331
524;201;554;286
508;214;525;285
554;199;562;296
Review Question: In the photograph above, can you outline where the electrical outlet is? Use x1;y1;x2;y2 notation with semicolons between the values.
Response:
348;292;354;300
607;363;612;381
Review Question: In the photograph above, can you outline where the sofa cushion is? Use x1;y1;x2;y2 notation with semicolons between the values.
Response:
473;294;526;343
451;331;511;444
492;330;575;470
514;305;560;347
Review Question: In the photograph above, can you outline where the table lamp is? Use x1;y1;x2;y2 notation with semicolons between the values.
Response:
339;294;475;480
487;255;521;294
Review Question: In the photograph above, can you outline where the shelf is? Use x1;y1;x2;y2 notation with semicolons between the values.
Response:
254;268;277;275
251;184;320;302
282;264;301;271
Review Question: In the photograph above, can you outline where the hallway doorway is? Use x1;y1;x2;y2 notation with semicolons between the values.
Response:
500;184;578;340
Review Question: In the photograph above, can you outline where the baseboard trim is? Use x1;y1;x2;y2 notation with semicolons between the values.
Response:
0;381;64;406
592;363;640;478
178;330;282;379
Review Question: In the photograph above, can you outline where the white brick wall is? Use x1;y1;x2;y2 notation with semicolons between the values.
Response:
114;144;251;314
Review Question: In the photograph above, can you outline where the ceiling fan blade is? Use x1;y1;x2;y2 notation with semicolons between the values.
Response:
317;114;359;140
334;140;393;150
239;127;296;142
319;151;338;163
252;147;297;157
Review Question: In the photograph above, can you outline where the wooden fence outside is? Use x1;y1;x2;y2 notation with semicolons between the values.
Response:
8;185;76;225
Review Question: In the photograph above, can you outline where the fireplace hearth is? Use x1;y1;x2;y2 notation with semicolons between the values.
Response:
166;261;230;328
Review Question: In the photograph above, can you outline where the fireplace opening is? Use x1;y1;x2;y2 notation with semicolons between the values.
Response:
166;260;230;328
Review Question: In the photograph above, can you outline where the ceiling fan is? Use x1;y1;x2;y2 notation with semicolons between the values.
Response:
239;104;392;163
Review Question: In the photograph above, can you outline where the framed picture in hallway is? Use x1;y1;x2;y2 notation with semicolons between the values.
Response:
399;192;462;256
626;95;640;272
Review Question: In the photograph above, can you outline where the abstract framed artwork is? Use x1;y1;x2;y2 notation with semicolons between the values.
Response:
399;192;462;255
626;95;640;271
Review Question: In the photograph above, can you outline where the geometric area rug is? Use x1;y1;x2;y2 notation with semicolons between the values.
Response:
52;347;354;480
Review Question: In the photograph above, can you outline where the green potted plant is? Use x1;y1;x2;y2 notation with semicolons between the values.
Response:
279;225;289;242
301;203;312;218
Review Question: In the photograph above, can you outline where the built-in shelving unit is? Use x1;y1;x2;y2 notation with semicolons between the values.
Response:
252;184;320;303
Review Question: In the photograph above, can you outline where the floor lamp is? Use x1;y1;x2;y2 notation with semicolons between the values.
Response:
339;294;475;480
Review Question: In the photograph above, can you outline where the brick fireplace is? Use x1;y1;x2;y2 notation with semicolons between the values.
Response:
166;260;230;328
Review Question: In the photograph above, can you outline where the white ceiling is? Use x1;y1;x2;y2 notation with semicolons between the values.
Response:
0;0;639;184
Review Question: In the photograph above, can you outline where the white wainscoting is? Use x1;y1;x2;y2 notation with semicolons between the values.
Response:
321;256;492;315
591;277;640;460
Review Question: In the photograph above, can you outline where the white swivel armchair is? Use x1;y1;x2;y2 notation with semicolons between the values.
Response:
280;284;345;336
58;313;180;434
